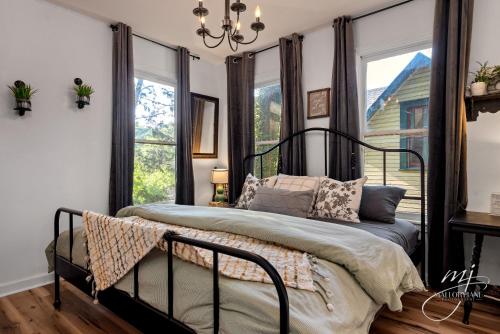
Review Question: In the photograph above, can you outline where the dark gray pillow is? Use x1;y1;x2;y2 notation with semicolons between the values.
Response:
359;186;406;224
248;188;314;219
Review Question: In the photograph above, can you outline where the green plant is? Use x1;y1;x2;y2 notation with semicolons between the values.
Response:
74;84;95;97
8;84;38;100
471;61;493;84
492;65;500;80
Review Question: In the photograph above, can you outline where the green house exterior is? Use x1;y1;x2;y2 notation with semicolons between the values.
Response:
364;53;431;217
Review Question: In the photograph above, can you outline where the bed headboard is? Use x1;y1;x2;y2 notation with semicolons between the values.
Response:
243;127;426;276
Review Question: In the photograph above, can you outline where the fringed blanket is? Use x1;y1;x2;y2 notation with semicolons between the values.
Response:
82;211;315;297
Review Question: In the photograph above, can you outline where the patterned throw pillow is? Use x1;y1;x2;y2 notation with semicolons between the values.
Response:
274;174;321;215
312;176;368;223
235;174;278;209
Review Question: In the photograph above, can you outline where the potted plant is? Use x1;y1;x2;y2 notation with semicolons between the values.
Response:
8;81;38;116
492;65;500;91
74;78;94;109
470;62;492;96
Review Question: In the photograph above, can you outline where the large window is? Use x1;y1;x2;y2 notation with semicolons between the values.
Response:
363;47;431;217
254;82;282;178
133;77;176;204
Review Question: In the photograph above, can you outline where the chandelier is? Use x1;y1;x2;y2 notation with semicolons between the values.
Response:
193;0;265;52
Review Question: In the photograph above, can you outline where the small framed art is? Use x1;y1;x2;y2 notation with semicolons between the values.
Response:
307;88;330;119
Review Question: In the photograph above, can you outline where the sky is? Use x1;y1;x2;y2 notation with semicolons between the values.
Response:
366;48;432;90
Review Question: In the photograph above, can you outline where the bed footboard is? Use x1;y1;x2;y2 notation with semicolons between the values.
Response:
53;208;290;334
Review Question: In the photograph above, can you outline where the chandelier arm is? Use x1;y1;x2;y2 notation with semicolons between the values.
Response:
237;31;260;45
202;32;227;49
227;34;239;52
203;27;226;40
231;12;240;37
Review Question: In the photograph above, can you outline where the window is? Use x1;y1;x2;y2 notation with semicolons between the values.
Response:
363;47;431;217
400;99;429;170
254;82;282;178
133;77;176;204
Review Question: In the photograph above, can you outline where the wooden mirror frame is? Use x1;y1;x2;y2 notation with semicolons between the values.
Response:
191;93;219;159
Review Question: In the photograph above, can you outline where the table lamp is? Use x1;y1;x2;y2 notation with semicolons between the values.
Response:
210;168;228;202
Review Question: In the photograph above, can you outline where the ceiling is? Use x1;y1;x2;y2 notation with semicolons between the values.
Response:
47;0;401;63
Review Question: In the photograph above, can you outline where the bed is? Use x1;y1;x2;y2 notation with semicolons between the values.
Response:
47;127;426;333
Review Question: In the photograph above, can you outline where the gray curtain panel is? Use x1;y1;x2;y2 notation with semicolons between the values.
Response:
175;47;195;205
279;33;306;176
109;23;135;216
227;53;255;204
427;0;473;289
329;16;361;181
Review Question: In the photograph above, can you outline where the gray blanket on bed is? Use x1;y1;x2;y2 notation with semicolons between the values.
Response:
47;204;424;333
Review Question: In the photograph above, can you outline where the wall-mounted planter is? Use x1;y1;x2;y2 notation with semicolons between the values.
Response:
15;99;32;116
74;78;94;109
8;80;37;116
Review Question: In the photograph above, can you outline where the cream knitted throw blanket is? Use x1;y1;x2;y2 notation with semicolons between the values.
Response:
82;211;315;296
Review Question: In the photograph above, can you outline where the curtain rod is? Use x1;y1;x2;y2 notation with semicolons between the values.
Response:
246;35;304;58
110;25;201;61
352;0;415;21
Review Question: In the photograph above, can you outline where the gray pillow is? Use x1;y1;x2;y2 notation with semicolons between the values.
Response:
359;186;406;224
248;188;314;219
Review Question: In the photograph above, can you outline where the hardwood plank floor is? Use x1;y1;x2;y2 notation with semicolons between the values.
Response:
0;281;498;333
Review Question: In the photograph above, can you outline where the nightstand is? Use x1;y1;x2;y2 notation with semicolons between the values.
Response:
209;201;229;208
449;211;500;324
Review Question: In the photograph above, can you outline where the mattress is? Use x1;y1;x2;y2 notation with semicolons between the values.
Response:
311;217;419;254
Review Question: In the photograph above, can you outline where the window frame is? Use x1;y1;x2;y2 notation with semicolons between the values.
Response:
399;98;429;170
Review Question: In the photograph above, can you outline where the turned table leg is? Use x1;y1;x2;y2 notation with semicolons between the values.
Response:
462;233;484;325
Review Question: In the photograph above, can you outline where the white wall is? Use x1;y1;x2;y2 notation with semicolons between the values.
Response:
0;0;112;295
0;0;226;296
465;0;500;283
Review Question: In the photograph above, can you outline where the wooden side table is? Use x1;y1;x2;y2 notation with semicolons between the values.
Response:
449;211;500;324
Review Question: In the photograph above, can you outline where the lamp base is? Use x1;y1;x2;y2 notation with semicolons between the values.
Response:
214;184;226;202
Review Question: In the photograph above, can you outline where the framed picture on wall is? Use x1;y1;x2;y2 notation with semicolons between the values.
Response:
307;88;330;119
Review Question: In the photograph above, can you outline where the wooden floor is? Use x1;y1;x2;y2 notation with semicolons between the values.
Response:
0;281;499;333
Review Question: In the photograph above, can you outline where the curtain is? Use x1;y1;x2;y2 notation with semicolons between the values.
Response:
329;16;361;181
175;47;195;205
109;23;135;216
227;53;255;203
427;0;473;289
192;97;205;153
279;33;306;176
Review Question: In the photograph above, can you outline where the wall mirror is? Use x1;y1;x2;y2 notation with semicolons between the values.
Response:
191;93;219;159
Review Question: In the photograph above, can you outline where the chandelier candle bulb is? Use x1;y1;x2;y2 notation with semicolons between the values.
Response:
255;5;261;19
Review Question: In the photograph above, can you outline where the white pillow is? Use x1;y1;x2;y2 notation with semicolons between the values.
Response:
312;176;368;223
235;174;278;209
274;174;320;215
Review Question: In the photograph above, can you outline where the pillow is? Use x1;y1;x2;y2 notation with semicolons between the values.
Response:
274;174;320;215
312;176;368;223
359;185;406;224
248;188;315;219
235;174;278;209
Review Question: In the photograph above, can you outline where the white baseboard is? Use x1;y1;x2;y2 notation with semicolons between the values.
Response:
0;273;54;298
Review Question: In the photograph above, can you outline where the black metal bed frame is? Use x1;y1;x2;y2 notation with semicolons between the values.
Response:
53;127;425;333
53;208;289;334
244;127;426;277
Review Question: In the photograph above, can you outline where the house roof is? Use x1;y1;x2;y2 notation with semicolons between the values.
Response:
366;87;387;110
366;52;431;121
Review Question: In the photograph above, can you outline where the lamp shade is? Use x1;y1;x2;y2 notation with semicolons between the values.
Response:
210;168;228;184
